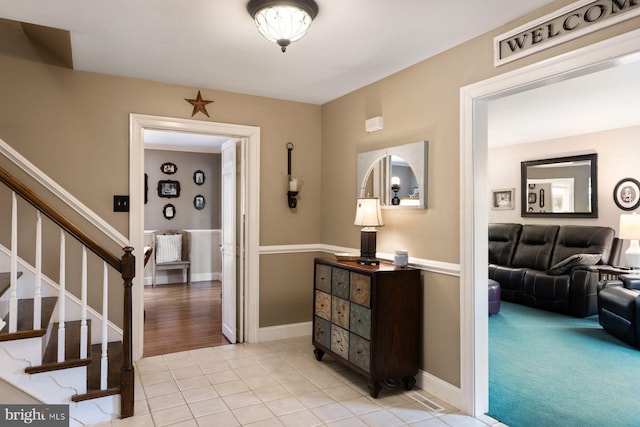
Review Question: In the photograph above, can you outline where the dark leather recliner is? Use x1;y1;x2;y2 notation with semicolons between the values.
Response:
598;275;640;348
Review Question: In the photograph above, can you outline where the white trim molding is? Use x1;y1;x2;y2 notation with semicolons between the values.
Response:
259;321;312;342
0;137;129;248
260;243;461;277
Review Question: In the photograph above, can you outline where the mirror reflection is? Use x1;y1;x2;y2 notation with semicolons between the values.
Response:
521;153;597;218
357;140;428;209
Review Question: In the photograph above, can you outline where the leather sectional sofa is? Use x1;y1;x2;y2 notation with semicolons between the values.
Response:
489;223;616;317
598;275;640;348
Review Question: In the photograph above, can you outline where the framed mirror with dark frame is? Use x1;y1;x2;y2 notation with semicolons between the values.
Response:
521;153;597;218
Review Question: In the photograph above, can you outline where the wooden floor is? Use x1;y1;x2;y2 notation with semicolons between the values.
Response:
143;280;230;357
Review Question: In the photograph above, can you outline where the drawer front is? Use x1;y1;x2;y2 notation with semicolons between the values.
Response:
349;333;370;372
331;297;350;329
314;291;331;320
314;316;331;349
350;272;371;307
331;268;350;299
349;303;371;340
330;325;349;359
315;264;331;293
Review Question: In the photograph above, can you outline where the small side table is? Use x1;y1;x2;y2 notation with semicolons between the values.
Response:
590;265;640;281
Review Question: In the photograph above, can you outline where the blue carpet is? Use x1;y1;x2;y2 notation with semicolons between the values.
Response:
488;301;640;427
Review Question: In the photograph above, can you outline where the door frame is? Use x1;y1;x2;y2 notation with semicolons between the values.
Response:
460;29;640;416
129;114;260;360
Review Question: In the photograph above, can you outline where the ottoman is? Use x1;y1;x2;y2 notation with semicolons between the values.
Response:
488;279;501;316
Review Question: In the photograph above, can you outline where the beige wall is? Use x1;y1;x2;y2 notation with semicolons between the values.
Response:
320;0;640;387
0;18;322;328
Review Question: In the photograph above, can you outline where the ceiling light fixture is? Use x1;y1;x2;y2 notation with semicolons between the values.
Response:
247;0;319;53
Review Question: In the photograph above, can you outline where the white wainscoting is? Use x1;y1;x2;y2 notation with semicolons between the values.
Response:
144;229;221;285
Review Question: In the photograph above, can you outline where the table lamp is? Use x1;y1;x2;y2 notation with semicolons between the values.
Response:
619;212;640;268
354;198;384;265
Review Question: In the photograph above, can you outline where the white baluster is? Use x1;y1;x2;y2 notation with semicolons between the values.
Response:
100;261;108;390
33;211;42;330
57;230;66;363
80;247;88;359
9;192;18;333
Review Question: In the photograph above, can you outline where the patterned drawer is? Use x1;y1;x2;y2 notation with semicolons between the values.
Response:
315;291;331;320
350;272;371;307
331;297;350;329
331;325;349;359
315;264;331;293
349;333;370;372
314;316;331;349
350;303;371;340
332;268;350;299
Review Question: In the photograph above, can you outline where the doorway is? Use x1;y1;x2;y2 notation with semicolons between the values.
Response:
129;114;261;361
460;29;640;416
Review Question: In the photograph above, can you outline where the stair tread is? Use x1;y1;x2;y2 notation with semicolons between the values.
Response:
25;320;92;374
0;271;24;298
0;297;57;340
72;341;123;402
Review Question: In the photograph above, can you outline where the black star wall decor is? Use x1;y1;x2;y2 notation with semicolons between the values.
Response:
185;90;214;117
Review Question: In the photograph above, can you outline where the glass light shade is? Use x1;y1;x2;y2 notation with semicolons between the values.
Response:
354;198;384;228
619;213;640;240
391;176;401;188
253;5;313;51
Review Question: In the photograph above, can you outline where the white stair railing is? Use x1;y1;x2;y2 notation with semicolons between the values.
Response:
9;192;18;333
101;261;108;390
57;230;66;363
33;211;42;330
80;247;88;359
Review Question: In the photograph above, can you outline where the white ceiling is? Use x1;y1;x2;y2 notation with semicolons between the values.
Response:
2;0;638;147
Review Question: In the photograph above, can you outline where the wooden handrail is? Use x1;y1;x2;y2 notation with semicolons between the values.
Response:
0;166;122;271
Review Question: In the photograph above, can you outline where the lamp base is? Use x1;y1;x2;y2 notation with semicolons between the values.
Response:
357;257;380;266
625;239;640;269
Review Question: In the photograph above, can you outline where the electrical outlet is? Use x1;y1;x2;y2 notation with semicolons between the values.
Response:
113;195;130;212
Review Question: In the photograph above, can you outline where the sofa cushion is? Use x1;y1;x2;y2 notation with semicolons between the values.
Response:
522;271;571;313
550;225;614;266
511;225;559;271
545;253;602;276
488;223;522;266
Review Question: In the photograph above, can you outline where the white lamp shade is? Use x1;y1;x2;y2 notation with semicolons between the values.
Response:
619;213;640;240
354;198;384;227
391;176;401;187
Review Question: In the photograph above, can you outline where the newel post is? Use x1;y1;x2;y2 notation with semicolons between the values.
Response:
120;246;135;418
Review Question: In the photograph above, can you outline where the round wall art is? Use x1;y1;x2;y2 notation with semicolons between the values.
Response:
613;178;640;211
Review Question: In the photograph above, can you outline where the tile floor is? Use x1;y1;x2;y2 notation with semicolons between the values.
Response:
94;337;505;427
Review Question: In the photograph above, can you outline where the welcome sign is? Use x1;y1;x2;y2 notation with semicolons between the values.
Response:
494;0;640;66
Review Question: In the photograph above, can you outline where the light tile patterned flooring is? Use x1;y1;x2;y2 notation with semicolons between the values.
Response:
94;337;505;427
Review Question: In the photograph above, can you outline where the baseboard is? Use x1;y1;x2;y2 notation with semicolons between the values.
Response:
259;321;312;342
143;272;220;286
416;369;461;410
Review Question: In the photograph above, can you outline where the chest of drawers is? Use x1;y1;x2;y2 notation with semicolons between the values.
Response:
312;258;421;398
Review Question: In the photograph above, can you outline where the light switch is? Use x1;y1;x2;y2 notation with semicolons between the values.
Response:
114;195;130;212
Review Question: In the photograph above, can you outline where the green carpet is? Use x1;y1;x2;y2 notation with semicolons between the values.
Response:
488;301;640;427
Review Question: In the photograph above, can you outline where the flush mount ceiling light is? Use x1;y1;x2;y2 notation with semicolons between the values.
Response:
247;0;319;53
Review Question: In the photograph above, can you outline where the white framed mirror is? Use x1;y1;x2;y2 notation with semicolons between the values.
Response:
357;140;428;209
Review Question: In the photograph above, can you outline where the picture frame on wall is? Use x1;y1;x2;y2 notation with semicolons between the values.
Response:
161;162;177;175
157;180;181;198
194;194;205;210
163;203;176;220
491;188;515;210
194;170;205;185
613;178;640;211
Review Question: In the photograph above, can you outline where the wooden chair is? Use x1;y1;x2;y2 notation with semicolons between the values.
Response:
152;230;191;287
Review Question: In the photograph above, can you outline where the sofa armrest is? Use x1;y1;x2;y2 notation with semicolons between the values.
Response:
569;268;600;317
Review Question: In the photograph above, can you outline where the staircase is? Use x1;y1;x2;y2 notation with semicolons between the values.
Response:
0;164;135;426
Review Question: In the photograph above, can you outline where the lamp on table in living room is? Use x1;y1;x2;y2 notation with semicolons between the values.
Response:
619;212;640;269
354;198;384;265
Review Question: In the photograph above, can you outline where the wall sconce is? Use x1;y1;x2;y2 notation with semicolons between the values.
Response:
354;198;384;265
391;176;400;206
620;212;640;268
287;142;299;208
